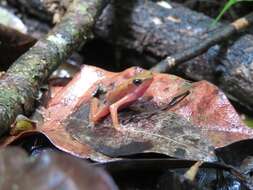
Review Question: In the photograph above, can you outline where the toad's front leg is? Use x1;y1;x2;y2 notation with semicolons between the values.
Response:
109;93;140;129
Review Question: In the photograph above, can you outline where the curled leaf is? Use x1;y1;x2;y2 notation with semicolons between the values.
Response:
0;147;118;190
10;115;36;136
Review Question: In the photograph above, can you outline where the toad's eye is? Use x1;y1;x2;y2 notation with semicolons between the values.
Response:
133;79;143;86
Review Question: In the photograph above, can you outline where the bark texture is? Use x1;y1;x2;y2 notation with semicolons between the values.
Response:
0;0;104;135
95;0;220;81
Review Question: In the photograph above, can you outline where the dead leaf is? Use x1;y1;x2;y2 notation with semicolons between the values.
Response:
1;65;252;161
0;147;118;190
10;114;37;135
66;108;216;161
0;7;27;33
0;24;36;70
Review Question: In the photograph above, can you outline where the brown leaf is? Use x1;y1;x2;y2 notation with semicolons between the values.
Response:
0;147;118;190
10;115;37;136
66;109;216;160
1;65;251;161
0;24;36;69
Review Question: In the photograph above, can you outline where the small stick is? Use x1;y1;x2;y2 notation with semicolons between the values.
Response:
184;160;203;181
151;12;253;73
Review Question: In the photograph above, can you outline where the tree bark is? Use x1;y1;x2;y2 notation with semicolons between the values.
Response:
0;0;104;136
95;0;220;81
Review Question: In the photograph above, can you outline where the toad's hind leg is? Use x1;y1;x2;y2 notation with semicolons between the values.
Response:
89;97;110;125
109;93;139;129
89;97;99;124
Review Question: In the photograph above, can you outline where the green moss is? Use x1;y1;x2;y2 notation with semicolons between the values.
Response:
242;115;253;128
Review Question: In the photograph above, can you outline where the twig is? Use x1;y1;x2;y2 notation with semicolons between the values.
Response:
0;0;104;136
151;12;253;73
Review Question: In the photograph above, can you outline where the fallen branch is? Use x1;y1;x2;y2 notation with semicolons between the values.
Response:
151;12;253;72
0;0;104;136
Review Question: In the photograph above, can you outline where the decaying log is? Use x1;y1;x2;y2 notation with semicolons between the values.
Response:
0;0;104;136
94;0;253;110
95;0;221;80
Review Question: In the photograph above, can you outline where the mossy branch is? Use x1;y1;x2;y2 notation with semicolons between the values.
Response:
0;0;104;136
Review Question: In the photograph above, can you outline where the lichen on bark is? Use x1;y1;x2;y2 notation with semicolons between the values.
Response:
0;0;104;136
